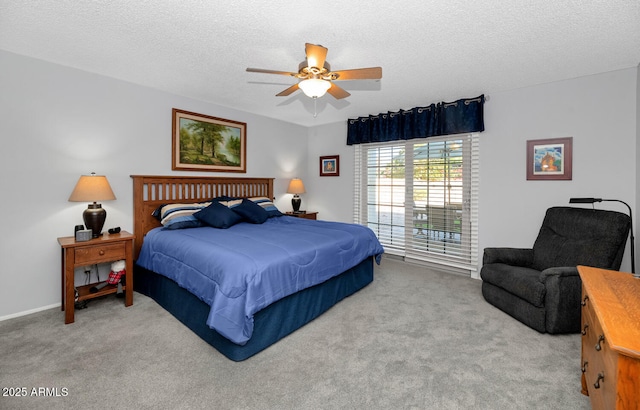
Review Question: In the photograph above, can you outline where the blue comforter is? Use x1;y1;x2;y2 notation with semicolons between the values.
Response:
136;216;384;345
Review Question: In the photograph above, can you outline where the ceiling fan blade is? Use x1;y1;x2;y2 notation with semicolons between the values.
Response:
332;67;382;80
305;43;328;69
276;83;300;97
246;68;298;77
326;83;351;99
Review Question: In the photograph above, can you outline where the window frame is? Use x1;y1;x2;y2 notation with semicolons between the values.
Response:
354;133;479;275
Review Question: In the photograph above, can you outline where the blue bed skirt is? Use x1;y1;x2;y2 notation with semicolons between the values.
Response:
133;256;374;361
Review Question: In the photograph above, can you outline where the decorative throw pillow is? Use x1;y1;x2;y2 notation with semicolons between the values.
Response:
218;199;243;208
230;198;269;224
156;202;211;229
212;195;236;202
194;201;243;229
248;196;283;217
162;216;203;230
153;197;236;221
151;204;166;221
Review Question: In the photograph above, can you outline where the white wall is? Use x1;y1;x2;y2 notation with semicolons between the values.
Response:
1;49;638;319
307;68;639;278
305;122;355;223
479;68;637;277
0;50;308;319
637;64;640;273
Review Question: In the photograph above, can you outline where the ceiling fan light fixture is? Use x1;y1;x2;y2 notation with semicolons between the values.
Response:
299;78;331;98
246;43;381;101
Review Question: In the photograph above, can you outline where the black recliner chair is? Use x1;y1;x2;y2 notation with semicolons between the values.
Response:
480;206;630;334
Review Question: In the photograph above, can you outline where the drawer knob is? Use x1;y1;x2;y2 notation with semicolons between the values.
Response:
581;324;589;336
595;335;605;351
581;361;588;373
594;372;604;389
581;295;589;306
99;250;105;256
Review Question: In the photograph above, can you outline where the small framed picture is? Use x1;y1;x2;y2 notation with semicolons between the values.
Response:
526;137;572;180
319;155;340;177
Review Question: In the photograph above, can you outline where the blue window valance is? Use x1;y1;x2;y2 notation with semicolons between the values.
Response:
346;95;485;145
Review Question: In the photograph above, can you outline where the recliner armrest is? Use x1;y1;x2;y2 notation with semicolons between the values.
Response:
482;247;533;267
539;266;579;280
540;266;581;334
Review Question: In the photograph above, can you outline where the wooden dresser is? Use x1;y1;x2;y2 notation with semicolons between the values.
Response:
578;265;640;409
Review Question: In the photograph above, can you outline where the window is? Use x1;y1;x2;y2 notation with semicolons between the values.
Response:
354;134;479;274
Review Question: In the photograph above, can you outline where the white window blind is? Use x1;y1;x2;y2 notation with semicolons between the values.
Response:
355;134;479;274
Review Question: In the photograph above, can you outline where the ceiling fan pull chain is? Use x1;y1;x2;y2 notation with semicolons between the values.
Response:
313;97;318;118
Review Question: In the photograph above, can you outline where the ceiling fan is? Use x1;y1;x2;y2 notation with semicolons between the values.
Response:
246;43;382;100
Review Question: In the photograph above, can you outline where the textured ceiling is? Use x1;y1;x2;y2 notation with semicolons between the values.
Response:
1;1;639;127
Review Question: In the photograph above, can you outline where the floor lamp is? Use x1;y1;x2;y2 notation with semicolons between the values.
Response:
569;197;635;275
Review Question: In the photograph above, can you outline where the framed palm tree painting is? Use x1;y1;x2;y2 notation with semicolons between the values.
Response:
172;108;246;172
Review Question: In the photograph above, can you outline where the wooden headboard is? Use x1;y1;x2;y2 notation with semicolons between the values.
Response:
130;175;274;258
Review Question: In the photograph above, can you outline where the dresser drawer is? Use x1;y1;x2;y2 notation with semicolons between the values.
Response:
74;242;126;265
582;315;611;409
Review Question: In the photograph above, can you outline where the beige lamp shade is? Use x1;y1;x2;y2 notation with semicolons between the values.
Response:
68;173;116;202
287;178;306;194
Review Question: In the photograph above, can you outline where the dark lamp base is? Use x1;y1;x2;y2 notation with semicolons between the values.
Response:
291;196;302;213
83;203;106;238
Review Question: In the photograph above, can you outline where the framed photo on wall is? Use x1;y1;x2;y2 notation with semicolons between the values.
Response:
526;137;572;180
319;155;340;177
172;108;247;173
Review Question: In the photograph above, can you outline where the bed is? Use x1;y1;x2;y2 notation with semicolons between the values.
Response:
131;175;383;361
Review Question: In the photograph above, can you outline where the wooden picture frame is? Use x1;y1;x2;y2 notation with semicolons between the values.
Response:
526;137;572;180
319;155;340;177
172;108;246;173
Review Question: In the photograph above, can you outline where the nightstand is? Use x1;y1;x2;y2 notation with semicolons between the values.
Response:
285;211;318;220
58;231;135;324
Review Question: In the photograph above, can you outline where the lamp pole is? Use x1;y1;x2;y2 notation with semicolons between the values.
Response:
604;199;636;275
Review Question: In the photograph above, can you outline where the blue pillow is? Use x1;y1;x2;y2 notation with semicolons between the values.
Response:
152;204;166;221
248;197;284;217
212;195;236;202
194;201;243;229
157;202;210;229
162;216;203;230
231;198;269;224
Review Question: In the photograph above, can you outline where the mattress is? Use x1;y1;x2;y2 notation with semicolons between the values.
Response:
136;216;384;345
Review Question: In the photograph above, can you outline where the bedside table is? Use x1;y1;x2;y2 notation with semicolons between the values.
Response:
285;211;318;220
57;231;135;324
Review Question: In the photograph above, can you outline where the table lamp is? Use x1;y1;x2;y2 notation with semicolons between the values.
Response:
69;173;116;237
287;178;306;213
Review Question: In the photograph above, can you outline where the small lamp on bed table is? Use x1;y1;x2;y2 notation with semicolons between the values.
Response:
68;172;116;237
287;178;306;213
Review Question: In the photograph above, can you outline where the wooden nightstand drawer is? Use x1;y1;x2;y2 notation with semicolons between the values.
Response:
74;242;126;265
285;211;318;220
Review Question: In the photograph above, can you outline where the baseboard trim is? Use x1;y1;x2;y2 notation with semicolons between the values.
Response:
0;303;59;322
